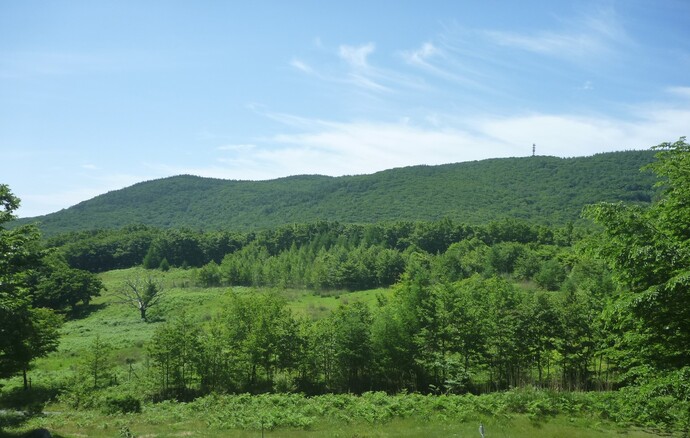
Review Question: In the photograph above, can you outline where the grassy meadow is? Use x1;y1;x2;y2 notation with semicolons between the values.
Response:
0;268;679;437
0;413;665;438
26;267;388;377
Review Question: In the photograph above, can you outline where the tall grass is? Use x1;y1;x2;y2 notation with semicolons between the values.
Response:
3;390;666;437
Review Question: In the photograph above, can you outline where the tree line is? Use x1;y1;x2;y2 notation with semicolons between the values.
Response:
48;217;576;287
142;267;608;399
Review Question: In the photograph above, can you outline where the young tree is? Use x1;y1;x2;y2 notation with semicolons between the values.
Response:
118;276;164;322
80;335;114;389
2;306;62;390
195;261;221;287
370;300;418;392
148;312;200;397
212;291;300;391
517;291;561;387
302;316;339;392
331;301;373;393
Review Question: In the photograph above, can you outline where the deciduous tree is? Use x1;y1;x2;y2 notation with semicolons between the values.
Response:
585;137;690;370
118;275;164;322
0;185;61;388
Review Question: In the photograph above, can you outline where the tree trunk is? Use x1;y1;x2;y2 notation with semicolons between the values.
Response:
23;368;29;391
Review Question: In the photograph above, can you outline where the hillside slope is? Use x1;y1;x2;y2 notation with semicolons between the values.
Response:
20;151;657;235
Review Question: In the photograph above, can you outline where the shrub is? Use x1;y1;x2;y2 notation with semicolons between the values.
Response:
102;394;142;414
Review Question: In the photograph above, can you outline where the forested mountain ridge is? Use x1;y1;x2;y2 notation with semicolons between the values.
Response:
20;150;656;235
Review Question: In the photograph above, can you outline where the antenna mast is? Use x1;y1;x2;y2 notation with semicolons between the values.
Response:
532;143;536;157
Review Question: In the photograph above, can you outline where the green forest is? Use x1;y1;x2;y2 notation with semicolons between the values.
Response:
1;141;689;437
17;150;656;236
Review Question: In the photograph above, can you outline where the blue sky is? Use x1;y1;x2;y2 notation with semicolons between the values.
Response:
2;0;689;217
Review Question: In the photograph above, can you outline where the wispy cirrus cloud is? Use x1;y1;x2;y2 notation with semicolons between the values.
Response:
217;143;256;151
338;43;375;69
337;43;393;92
482;8;628;62
402;42;439;67
290;41;424;94
400;41;486;89
289;58;315;75
667;86;690;99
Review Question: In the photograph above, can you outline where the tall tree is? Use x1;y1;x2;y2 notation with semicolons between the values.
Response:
0;184;61;388
585;138;690;370
32;261;105;312
214;291;299;391
331;301;373;393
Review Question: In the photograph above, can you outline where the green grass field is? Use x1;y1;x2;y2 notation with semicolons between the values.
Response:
1;408;666;438
21;267;389;383
0;268;678;437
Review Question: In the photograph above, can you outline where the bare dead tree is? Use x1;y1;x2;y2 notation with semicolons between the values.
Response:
117;276;164;322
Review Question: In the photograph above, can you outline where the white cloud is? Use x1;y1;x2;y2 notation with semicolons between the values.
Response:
486;30;596;57
667;86;690;99
475;107;689;155
217;143;256;151
336;43;397;92
338;43;375;69
250;102;688;177
400;41;482;87
268;121;511;174
17;172;145;217
483;8;628;62
291;38;432;97
346;73;392;93
290;58;314;74
402;42;439;67
291;46;392;92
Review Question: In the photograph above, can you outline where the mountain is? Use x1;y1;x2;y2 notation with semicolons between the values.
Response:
18;151;658;236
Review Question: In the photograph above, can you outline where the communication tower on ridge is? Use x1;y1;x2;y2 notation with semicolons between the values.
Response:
532;143;536;157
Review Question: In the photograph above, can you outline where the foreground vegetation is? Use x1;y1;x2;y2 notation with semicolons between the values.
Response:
1;140;688;437
0;388;678;437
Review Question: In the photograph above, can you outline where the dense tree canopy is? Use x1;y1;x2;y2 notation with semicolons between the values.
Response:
17;151;657;236
0;185;62;389
585;138;690;371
